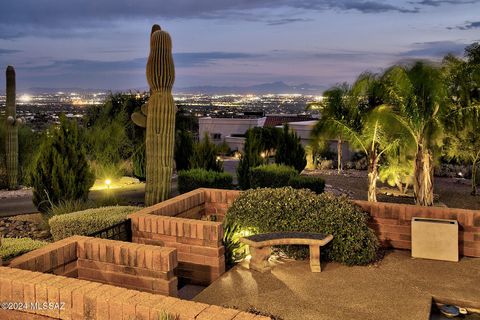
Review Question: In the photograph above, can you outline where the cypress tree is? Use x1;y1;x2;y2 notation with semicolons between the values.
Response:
275;124;307;173
175;130;194;171
189;133;223;172
30;115;95;212
237;129;264;189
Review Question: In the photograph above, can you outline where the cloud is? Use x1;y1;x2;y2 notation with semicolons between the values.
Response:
448;21;480;30
175;52;264;67
21;52;263;75
0;48;21;55
399;41;466;58
0;0;421;39
414;0;479;6
266;18;312;26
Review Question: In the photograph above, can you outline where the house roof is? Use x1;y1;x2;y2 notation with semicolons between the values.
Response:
263;115;315;127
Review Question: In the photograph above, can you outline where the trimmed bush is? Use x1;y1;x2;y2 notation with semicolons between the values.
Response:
250;164;297;188
288;175;325;194
178;169;233;194
49;206;138;241
226;187;378;265
0;237;48;261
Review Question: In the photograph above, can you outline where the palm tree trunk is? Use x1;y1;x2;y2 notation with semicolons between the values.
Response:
337;138;343;174
472;161;478;196
413;144;434;206
367;152;377;202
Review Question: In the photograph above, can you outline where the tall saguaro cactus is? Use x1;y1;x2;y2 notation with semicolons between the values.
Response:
132;25;176;205
5;66;21;189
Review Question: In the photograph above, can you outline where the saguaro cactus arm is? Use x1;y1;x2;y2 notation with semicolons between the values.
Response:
131;102;148;128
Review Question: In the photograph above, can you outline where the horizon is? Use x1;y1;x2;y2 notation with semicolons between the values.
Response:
0;0;479;91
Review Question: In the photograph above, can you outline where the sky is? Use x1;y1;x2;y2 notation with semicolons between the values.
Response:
0;0;479;92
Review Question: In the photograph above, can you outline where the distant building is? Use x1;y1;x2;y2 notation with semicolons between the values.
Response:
199;114;352;168
199;114;317;151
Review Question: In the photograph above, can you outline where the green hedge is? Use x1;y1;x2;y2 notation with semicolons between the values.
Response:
226;187;378;265
288;175;325;194
178;168;233;194
49;206;138;241
249;164;297;188
0;238;48;261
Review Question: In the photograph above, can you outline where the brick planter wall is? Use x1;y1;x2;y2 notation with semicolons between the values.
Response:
9;236;81;277
76;237;178;296
0;266;269;320
8;236;178;297
129;189;240;286
135;188;480;261
354;200;480;257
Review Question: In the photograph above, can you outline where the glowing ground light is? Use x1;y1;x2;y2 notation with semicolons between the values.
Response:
105;179;111;188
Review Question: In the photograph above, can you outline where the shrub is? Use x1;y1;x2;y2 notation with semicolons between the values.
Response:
30;116;95;212
49;206;138;241
177;169;233;194
222;220;247;267
0;237;48;261
47;199;94;218
190;134;223;172
288;175;325;194
226;187;378;265
249;164;297;188
275;124;307;173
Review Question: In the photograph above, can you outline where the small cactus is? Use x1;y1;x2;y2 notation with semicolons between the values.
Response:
5;66;21;189
132;24;176;205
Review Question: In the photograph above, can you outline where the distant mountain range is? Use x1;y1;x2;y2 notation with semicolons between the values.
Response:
176;81;327;95
17;81;326;95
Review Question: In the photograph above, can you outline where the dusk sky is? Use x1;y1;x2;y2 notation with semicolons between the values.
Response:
0;0;479;92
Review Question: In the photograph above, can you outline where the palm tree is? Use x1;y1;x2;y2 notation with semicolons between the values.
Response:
322;105;405;201
313;73;407;201
442;45;480;195
312;83;361;174
381;62;448;206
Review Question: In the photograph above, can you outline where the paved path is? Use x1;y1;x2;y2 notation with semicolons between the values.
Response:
0;159;239;217
195;250;480;320
0;184;147;217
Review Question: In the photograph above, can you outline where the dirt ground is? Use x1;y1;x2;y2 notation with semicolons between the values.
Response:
195;250;480;320
306;170;480;210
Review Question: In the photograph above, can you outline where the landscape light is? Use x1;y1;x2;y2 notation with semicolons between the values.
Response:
105;179;111;189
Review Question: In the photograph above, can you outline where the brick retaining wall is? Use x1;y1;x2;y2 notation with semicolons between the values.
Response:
8;236;178;296
354;200;480;257
129;189;240;285
9;236;81;277
0;266;269;320
135;188;480;260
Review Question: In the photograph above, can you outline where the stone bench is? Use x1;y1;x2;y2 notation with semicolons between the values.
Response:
240;232;333;272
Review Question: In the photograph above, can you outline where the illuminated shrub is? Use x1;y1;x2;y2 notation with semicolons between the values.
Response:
226;187;378;265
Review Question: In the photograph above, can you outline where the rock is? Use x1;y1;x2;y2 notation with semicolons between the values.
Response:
0;217;50;240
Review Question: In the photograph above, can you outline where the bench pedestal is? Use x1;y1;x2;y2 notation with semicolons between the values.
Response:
309;245;321;272
241;232;333;273
249;247;272;273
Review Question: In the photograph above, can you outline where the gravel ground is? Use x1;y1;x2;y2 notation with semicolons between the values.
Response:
306;169;480;210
